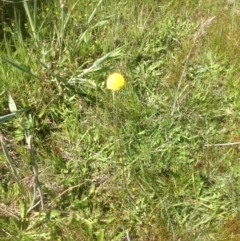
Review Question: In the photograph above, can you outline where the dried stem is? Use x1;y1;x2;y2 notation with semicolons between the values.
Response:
171;16;215;115
26;135;44;211
205;141;240;147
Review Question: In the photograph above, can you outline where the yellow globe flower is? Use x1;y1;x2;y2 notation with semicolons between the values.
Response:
106;73;125;91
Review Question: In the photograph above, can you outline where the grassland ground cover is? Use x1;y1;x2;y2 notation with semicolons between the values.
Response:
0;0;240;240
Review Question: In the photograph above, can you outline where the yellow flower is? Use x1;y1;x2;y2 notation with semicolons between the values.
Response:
106;73;125;91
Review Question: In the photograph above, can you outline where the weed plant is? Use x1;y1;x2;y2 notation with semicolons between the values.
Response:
1;0;240;240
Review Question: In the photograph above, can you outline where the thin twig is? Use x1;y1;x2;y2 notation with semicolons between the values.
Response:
205;141;240;147
27;200;41;213
171;16;215;115
47;182;86;208
0;207;20;220
0;135;27;196
26;135;44;210
126;230;131;241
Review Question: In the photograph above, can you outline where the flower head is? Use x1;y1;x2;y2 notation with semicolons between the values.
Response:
106;73;125;91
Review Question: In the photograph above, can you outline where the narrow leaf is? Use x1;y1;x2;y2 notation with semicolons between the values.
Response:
81;46;124;76
87;0;104;25
0;113;16;123
1;57;42;80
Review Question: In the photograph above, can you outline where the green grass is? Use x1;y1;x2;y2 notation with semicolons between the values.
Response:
1;0;240;240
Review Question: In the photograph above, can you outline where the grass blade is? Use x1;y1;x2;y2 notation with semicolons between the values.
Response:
1;57;42;80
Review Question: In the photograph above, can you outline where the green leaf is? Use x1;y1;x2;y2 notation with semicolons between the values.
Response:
0;113;16;123
94;229;104;241
1;57;42;80
87;0;104;25
50;210;61;219
80;46;124;76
